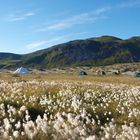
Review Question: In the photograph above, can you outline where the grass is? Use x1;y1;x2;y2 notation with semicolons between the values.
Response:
0;72;140;85
0;72;139;139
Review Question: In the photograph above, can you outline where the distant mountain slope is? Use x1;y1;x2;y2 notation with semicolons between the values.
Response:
0;53;21;60
0;35;140;69
0;53;21;69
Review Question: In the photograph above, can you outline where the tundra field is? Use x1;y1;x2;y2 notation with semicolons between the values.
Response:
0;73;140;140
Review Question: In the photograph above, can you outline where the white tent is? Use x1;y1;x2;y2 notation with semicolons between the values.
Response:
14;67;31;74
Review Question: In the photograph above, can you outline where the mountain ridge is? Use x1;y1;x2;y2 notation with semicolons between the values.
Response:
0;35;140;69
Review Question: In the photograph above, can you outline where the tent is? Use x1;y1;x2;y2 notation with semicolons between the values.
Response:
79;71;87;76
14;67;31;74
134;71;140;77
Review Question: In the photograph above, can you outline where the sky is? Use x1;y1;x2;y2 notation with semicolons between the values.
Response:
0;0;140;54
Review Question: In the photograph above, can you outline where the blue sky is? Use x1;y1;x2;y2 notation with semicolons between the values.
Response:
0;0;140;54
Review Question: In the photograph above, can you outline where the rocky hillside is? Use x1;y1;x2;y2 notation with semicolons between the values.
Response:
0;35;140;69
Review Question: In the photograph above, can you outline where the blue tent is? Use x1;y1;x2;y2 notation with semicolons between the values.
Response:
79;71;87;76
134;72;140;77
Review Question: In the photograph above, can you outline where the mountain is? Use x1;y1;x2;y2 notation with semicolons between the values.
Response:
0;53;22;69
0;35;140;69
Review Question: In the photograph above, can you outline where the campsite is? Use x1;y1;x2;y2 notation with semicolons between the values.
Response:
0;67;140;139
0;0;140;139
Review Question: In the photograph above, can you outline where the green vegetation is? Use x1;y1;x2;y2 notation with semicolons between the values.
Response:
0;35;140;69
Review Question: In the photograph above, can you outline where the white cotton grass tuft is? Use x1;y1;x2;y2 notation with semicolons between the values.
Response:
13;131;19;138
0;79;139;139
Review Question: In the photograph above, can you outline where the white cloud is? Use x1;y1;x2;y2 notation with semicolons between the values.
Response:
36;7;111;32
94;7;111;15
25;41;47;50
24;12;35;16
7;12;35;22
119;0;140;8
25;36;66;51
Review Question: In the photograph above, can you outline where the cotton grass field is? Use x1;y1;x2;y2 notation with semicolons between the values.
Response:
0;73;140;140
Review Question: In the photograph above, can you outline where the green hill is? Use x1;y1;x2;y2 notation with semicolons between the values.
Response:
0;35;140;69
